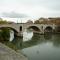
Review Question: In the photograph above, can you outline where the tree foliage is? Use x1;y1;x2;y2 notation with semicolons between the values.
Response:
0;18;14;24
0;28;10;42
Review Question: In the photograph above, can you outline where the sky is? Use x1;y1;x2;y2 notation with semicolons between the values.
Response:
0;0;60;23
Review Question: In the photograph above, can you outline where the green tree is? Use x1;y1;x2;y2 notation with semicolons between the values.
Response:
0;28;10;42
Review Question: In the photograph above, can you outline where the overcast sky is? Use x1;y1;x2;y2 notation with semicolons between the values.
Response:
0;0;60;22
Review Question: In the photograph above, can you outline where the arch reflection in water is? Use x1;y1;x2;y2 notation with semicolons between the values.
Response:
22;33;41;49
10;30;14;41
11;33;60;50
44;33;52;40
23;29;33;42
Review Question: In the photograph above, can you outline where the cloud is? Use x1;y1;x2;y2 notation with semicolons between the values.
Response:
1;12;28;18
38;0;60;11
18;0;60;12
0;0;60;19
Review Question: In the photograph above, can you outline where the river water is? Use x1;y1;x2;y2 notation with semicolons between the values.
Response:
9;31;60;60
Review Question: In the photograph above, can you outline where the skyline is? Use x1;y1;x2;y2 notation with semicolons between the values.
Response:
0;0;60;22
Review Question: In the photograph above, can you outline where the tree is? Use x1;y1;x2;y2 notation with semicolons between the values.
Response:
0;28;10;42
0;18;15;24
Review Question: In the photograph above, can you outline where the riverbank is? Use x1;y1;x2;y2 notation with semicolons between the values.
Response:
0;43;28;60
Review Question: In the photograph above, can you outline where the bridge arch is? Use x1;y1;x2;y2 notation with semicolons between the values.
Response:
0;27;19;37
0;27;18;33
44;26;53;32
27;26;41;32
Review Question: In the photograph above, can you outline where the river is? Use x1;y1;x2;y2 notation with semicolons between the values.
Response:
7;31;60;60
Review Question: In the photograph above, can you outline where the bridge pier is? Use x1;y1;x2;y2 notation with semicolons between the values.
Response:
15;32;23;37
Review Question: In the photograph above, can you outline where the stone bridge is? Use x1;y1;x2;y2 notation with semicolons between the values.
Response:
0;23;56;36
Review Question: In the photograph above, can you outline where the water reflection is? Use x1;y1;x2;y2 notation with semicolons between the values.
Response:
10;30;14;41
21;33;60;60
22;33;41;48
23;31;33;42
1;30;60;60
44;33;52;40
52;34;60;47
12;37;23;49
10;32;60;49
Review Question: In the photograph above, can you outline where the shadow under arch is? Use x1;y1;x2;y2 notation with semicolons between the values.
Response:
44;26;53;33
27;26;40;33
0;27;18;36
